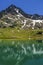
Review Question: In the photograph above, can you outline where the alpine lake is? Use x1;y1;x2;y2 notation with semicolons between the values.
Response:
0;39;43;65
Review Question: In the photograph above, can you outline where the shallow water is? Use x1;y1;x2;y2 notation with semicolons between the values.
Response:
0;40;43;65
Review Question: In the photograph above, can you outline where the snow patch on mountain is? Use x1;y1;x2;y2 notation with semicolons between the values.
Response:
32;20;43;29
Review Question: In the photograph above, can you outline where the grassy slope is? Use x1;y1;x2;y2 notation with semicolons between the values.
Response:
0;28;43;40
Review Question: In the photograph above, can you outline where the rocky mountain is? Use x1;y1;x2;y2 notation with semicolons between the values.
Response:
0;4;43;29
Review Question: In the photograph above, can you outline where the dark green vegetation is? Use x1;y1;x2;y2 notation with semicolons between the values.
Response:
0;28;43;40
0;40;43;65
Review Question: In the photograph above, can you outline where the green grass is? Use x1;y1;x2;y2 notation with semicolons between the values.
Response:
0;28;43;40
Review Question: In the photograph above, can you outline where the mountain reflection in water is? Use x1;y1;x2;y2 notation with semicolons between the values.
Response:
0;40;43;65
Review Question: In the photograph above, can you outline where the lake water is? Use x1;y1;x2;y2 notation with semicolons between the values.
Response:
0;40;43;65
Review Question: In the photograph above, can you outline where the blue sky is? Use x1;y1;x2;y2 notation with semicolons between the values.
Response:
0;0;43;15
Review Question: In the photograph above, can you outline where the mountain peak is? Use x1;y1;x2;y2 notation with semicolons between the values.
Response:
0;4;43;19
8;4;17;9
5;4;19;15
0;4;43;29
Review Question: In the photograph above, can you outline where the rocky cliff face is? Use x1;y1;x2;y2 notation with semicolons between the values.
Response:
0;4;43;29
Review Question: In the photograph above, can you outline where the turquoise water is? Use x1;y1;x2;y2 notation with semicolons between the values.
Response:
0;40;43;65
